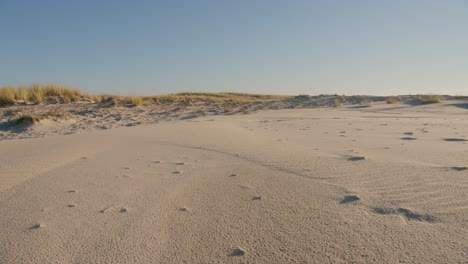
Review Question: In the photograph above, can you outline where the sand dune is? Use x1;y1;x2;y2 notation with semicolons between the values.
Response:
0;100;467;263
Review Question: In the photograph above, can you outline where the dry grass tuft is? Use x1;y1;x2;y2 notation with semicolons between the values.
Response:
333;99;341;107
123;95;143;106
418;95;442;104
360;99;372;107
14;114;41;125
0;87;16;106
386;96;400;104
12;109;70;126
332;95;346;108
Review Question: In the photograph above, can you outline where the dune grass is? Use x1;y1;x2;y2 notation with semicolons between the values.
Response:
386;96;400;104
332;95;346;107
148;92;288;104
333;99;341;107
0;84;290;107
360;99;372;107
418;95;442;104
12;108;70;126
1;84;455;109
0;84;86;106
0;87;16;106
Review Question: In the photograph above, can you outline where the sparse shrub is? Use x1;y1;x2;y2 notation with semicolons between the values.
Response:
124;95;143;106
418;95;442;104
222;106;233;113
294;95;310;100
110;97;120;106
386;96;400;104
43;109;70;120
14;114;41;125
360;100;372;107
12;109;69;126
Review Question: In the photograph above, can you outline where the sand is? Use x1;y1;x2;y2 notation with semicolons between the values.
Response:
0;100;467;263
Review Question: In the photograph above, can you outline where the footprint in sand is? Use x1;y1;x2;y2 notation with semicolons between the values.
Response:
348;156;365;161
340;195;360;204
124;167;131;170
179;207;189;212
153;160;161;164
100;207;113;214
176;162;185;165
29;223;44;230
67;204;77;208
100;207;128;214
229;248;246;257
451;166;467;171
443;138;467;142
374;207;436;223
238;184;251;190
252;196;262;201
401;137;417;140
66;190;76;194
229;173;238;177
403;132;414;135
173;170;183;174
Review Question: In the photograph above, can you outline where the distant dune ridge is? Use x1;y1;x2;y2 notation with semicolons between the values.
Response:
1;84;466;140
0;84;467;262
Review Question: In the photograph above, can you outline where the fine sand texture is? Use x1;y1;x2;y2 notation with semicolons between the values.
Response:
0;101;467;263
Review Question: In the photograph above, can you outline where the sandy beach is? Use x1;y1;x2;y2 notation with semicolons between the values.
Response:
0;99;467;263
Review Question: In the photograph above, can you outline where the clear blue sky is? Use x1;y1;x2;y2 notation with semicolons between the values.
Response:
1;0;467;95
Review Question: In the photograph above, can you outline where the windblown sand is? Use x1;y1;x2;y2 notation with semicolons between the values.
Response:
0;101;467;263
